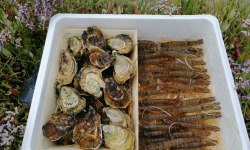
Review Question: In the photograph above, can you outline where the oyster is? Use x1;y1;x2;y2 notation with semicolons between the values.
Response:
42;112;78;141
73;107;102;149
57;86;86;115
78;65;105;98
107;34;133;54
113;54;136;84
104;78;132;108
56;50;77;85
103;125;135;150
69;36;84;61
88;46;113;69
104;107;134;131
82;26;106;49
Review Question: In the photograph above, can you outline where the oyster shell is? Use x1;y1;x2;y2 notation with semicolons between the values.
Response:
88;46;112;69
42;112;78;141
82;26;106;49
107;34;133;54
103;125;135;150
73;107;102;149
113;54;136;84
104;78;132;108
78;65;105;98
56;50;77;85
69;36;84;61
104;107;134;131
57;86;86;115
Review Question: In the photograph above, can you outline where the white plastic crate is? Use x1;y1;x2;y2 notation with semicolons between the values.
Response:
22;14;249;150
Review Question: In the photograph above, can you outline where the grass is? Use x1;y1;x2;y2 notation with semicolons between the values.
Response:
0;0;249;149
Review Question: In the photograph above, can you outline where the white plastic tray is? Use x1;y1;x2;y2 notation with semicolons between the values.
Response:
22;14;250;150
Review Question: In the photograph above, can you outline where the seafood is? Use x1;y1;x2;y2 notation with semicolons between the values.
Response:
157;77;210;85
140;124;186;131
138;40;160;51
139;71;209;79
166;122;220;131
68;36;84;60
140;57;175;65
139;98;180;106
103;125;135;150
140;137;168;145
78;65;105;98
56;50;77;85
160;39;203;47
141;131;210;138
173;140;218;149
113;54;136;84
139;90;178;96
107;34;133;54
158;82;210;93
173;112;222;122
88;46;113;69
104;78;132;108
158;63;207;72
73;107;102;149
181;97;215;106
169;102;220;112
160;46;203;53
140;113;184;120
42;112;78;141
104;107;134;130
57;86;86;115
82;26;106;49
147;138;202;149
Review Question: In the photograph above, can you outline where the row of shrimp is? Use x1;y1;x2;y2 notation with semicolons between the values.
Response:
138;39;222;150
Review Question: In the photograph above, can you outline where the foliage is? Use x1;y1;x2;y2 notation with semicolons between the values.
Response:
0;0;249;148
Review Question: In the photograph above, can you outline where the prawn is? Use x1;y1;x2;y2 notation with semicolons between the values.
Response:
172;112;222;122
160;39;203;47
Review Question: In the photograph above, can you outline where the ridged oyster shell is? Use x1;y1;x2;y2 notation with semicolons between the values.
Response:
78;65;105;98
57;86;86;115
113;54;136;84
73;107;102;149
107;34;133;54
42;112;78;141
82;26;106;49
104;107;134;131
68;36;84;61
56;50;77;85
88;46;113;70
103;125;135;150
104;78;132;108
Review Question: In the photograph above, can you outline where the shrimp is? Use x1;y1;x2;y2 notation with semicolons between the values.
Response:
141;131;210;138
160;46;203;54
140;113;184;120
139;66;206;73
139;105;177;112
139;72;209;79
139;99;180;106
160;39;203;47
158;63;207;72
140;57;175;65
140;124;186;131
169;103;220;113
147;138;202;149
139;40;160;50
139;79;160;86
139;137;168;145
156;50;203;58
172;112;222;122
173;140;218;149
139;90;178;96
160;77;210;85
181;97;215;106
157;82;210;93
164;121;220;131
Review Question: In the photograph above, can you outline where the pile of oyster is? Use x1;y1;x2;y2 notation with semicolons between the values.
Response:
42;26;136;150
